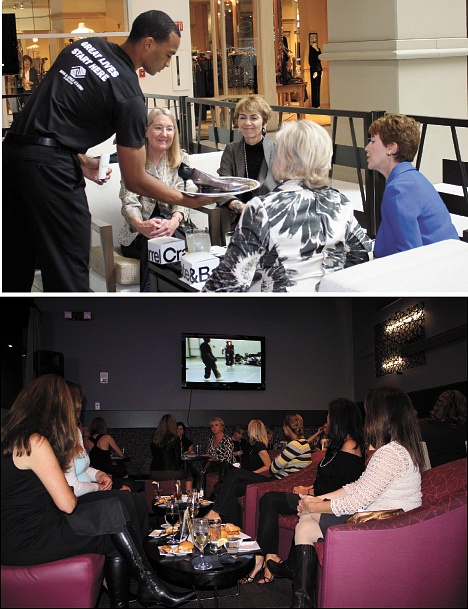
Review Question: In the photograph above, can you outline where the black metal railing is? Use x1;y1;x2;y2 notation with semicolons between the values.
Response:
409;114;468;217
182;97;386;236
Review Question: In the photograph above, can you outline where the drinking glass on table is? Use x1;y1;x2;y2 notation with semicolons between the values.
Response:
165;499;180;543
188;490;200;520
173;479;182;501
192;228;211;252
152;480;162;499
209;521;222;552
192;518;212;570
224;537;242;558
151;481;161;510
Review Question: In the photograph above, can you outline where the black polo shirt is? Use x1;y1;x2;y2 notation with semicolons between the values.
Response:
9;37;146;153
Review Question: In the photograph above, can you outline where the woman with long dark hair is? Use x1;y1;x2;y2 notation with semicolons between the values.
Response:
150;414;192;490
419;389;467;467
1;375;194;608
292;387;424;608
241;398;365;585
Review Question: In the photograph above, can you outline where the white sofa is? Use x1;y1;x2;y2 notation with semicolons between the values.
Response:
85;139;225;292
318;239;468;293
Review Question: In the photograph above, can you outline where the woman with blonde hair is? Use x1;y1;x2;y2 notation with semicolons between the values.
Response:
217;94;279;229
119;107;190;290
204;119;371;292
205;414;311;526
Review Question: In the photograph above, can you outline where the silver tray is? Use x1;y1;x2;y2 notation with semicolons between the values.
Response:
176;176;260;198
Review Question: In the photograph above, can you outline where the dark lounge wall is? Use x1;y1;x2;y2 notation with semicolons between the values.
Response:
10;297;464;431
352;297;467;410
34;296;356;429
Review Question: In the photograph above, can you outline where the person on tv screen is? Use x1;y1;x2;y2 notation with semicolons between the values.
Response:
200;338;221;380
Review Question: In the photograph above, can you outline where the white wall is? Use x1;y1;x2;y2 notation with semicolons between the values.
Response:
127;0;193;97
323;0;468;183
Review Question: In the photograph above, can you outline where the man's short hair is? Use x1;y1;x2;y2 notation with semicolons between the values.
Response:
128;10;180;44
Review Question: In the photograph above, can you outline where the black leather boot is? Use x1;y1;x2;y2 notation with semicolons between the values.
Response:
105;556;132;608
291;544;317;608
267;536;295;579
110;524;196;608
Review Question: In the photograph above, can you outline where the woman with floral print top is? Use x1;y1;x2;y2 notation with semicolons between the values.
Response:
205;417;234;464
203;120;372;292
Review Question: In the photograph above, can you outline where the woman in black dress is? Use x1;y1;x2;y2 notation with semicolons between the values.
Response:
242;398;365;585
1;374;194;608
150;414;193;491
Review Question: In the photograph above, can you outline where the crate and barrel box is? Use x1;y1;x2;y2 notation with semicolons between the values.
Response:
180;251;219;289
148;237;186;265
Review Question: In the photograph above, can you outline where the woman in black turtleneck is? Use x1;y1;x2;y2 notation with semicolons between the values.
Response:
217;95;279;229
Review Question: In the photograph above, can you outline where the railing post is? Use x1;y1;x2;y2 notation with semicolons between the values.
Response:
364;110;386;238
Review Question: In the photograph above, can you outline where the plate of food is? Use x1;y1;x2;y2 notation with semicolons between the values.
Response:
219;523;250;541
199;499;213;506
159;540;194;556
176;176;260;198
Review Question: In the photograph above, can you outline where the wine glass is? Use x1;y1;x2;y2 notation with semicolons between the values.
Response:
151;481;162;511
165;499;180;543
173;479;182;501
192;518;212;570
188;490;200;520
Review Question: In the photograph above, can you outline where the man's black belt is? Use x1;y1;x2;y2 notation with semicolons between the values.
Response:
5;132;63;148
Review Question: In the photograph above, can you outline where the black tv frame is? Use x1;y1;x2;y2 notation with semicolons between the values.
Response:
182;333;265;390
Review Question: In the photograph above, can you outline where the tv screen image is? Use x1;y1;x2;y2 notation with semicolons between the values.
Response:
182;334;265;390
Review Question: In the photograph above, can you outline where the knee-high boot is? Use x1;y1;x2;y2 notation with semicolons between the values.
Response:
110;524;196;608
266;535;295;579
105;556;132;608
290;544;317;608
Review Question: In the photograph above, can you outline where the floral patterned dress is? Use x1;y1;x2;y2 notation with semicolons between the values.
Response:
203;180;372;292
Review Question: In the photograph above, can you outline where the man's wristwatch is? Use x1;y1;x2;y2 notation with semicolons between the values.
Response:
230;200;243;214
172;213;183;225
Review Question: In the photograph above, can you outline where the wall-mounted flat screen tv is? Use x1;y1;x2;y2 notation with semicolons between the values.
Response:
182;333;265;390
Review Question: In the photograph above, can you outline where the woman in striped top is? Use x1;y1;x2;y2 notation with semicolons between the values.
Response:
205;413;311;526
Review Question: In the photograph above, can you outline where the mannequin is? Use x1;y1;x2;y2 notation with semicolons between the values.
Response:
309;41;322;108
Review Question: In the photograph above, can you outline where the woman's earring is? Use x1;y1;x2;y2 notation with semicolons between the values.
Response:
262;126;266;136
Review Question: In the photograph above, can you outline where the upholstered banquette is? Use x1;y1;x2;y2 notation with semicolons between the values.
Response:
239;450;326;556
241;456;466;608
1;553;105;608
314;457;467;608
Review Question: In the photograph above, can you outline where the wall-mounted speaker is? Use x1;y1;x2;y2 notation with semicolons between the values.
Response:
33;350;65;378
2;14;20;75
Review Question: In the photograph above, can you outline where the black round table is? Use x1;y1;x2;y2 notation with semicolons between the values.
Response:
144;537;255;608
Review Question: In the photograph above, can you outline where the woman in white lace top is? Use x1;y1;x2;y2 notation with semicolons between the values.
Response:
290;386;425;608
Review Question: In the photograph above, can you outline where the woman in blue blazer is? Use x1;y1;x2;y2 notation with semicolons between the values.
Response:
365;114;458;258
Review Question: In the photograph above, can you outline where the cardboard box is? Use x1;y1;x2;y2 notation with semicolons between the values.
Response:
148;237;186;265
180;251;220;289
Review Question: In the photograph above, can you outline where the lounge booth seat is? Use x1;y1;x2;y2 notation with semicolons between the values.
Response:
1;553;105;608
315;457;467;608
240;456;467;608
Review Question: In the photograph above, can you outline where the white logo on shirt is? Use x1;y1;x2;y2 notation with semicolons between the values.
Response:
70;66;86;78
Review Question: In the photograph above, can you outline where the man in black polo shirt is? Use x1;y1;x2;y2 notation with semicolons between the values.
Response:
2;10;210;292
